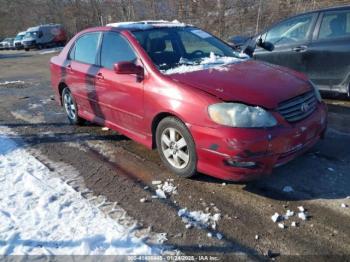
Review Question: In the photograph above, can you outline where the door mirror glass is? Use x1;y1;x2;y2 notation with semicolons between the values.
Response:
114;61;143;75
256;38;274;51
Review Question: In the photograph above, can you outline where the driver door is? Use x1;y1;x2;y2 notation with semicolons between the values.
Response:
254;13;318;74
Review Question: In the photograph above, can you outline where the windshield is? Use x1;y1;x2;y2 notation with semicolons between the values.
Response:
15;34;24;41
132;27;246;74
24;31;39;38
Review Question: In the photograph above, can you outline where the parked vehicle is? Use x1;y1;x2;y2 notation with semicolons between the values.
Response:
14;31;26;50
1;38;15;50
22;24;67;51
0;38;6;50
230;5;350;96
50;21;327;181
8;38;15;50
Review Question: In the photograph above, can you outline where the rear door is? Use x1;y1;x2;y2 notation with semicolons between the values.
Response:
305;8;350;93
65;32;104;120
254;13;317;73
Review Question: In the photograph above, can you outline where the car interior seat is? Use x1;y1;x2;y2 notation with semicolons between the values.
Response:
147;37;180;67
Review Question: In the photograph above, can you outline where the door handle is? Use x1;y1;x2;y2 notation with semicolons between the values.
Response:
292;45;308;52
96;72;104;80
65;64;72;71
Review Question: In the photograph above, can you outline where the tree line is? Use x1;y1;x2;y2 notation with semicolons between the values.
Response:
1;0;350;40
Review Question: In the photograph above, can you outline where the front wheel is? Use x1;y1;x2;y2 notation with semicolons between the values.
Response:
156;117;197;178
62;87;84;125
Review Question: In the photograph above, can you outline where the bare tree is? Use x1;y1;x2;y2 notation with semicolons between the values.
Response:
2;0;350;40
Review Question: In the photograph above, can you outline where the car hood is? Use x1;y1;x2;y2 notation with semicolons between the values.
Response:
168;60;311;109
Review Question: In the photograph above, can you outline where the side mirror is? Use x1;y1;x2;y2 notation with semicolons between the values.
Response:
256;38;274;52
114;61;143;75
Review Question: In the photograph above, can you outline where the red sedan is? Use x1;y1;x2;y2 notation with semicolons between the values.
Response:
50;21;327;181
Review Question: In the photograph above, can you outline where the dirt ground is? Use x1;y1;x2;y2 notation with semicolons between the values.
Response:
1;50;350;261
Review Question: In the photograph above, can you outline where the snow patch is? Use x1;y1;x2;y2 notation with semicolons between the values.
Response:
155;189;167;199
152;179;177;199
297;206;305;212
39;47;63;55
162;52;245;75
107;20;187;29
298;212;308;221
0;80;25;86
271;213;280;223
177;208;220;230
278;223;285;229
0;127;163;255
284;210;294;219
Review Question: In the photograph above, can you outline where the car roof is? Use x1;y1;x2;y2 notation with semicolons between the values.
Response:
296;4;350;16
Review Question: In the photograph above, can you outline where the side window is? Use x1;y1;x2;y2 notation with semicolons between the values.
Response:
74;32;101;65
318;10;350;40
265;14;314;45
100;32;137;70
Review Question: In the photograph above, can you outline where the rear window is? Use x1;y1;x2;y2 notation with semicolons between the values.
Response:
318;10;350;39
74;32;101;65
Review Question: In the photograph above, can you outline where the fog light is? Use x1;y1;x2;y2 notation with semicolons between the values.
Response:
225;159;257;168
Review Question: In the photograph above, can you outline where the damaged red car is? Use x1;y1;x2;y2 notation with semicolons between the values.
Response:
50;21;327;181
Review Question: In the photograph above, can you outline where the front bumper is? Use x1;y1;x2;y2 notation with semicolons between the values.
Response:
23;40;36;48
190;102;327;181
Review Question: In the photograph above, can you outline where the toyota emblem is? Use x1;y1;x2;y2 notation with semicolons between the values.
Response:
300;102;309;113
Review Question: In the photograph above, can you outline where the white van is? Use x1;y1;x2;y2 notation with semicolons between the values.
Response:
14;31;26;50
22;24;67;51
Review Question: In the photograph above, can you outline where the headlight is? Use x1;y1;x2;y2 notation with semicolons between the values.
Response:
310;80;322;102
208;103;277;128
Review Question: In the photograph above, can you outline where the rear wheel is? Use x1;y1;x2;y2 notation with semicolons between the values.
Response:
156;117;197;178
62;87;84;125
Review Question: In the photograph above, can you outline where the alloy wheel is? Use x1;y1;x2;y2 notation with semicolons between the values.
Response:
63;92;76;120
160;127;190;169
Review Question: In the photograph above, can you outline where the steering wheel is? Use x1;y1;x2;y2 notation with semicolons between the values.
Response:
190;50;205;58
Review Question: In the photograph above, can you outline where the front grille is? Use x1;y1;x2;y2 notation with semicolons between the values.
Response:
278;90;317;123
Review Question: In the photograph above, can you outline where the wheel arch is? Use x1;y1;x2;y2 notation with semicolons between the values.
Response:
151;111;187;149
58;82;68;105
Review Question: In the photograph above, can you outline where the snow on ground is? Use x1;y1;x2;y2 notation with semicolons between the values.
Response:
162;52;246;75
177;208;221;231
151;179;177;199
0;126;162;255
0;80;25;86
39;47;63;55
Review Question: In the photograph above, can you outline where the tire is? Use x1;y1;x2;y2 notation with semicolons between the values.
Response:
62;87;84;125
156;117;197;178
24;48;29;51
